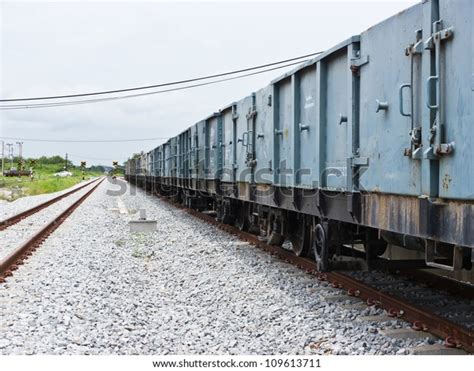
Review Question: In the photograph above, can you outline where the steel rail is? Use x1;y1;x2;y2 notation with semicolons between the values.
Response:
327;271;473;353
149;190;473;353
0;177;101;231
0;178;105;282
398;269;474;300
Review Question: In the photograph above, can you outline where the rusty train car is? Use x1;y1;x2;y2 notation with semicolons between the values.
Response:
126;0;473;273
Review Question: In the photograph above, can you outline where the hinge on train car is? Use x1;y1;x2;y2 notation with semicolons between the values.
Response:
405;29;424;56
246;106;257;120
405;41;424;56
349;156;369;167
347;156;369;193
231;104;239;121
403;127;423;159
246;155;257;168
424;21;454;51
350;53;369;74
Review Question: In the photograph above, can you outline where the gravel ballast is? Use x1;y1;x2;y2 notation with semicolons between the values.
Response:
0;180;440;354
0;181;101;261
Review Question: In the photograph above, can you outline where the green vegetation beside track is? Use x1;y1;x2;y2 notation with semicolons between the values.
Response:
0;156;103;201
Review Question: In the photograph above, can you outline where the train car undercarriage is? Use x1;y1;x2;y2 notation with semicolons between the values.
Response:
127;175;474;276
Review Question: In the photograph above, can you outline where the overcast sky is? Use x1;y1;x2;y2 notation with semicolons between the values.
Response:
0;0;418;166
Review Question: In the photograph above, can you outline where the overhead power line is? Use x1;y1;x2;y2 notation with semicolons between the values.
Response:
0;136;168;143
0;59;313;110
0;51;323;103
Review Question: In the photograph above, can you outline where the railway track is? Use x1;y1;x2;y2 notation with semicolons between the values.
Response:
0;177;101;231
0;177;105;283
152;191;473;354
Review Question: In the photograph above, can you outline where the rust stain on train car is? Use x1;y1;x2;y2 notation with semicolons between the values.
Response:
361;193;474;248
361;193;421;236
442;174;452;191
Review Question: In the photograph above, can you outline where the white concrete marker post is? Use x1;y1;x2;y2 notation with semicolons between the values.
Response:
129;208;157;233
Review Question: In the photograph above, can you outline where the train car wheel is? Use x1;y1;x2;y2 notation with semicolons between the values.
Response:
222;199;235;225
313;223;329;272
267;211;285;246
289;216;310;257
235;204;249;231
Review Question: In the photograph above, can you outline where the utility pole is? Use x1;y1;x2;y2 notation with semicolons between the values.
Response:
65;153;68;171
1;141;4;176
16;141;23;159
6;143;13;170
16;141;23;171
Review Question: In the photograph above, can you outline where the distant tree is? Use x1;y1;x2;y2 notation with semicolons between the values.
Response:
89;165;102;172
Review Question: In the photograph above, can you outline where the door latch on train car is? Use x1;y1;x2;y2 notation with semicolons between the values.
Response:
246;155;257;168
399;84;412;117
423;20;454;159
424;22;454;52
350;53;369;74
241;131;249;146
402;29;423;160
246;108;257;120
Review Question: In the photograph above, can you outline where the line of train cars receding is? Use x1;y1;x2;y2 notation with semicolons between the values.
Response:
126;0;473;273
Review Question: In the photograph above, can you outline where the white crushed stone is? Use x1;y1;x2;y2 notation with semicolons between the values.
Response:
0;181;101;261
0;181;440;355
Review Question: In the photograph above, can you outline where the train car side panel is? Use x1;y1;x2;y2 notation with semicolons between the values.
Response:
322;48;349;191
437;0;474;200
358;3;423;196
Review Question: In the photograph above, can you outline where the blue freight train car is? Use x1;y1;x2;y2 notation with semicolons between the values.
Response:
126;0;473;273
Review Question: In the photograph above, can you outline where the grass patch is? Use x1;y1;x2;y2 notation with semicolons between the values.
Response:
26;176;89;195
131;248;154;259
0;162;102;201
131;249;143;258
